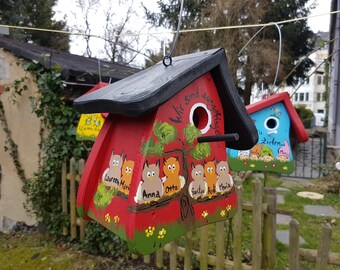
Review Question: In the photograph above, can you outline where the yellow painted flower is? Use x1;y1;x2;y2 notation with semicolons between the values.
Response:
283;166;288;171
250;164;255;168
201;210;208;218
105;213;111;223
226;205;232;212
220;209;226;217
145;226;155;237
114;215;120;223
158;228;167;239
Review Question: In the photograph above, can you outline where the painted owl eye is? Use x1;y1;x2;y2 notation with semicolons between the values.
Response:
152;171;155;176
129;168;132;173
195;171;198;176
147;172;151;178
168;165;172;170
125;167;129;172
224;167;227;171
172;164;176;170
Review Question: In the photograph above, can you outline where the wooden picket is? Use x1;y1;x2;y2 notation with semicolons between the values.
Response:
289;219;340;269
61;159;340;269
61;158;86;240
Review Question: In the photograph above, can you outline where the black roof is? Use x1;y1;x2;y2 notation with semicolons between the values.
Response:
74;48;258;150
0;36;139;85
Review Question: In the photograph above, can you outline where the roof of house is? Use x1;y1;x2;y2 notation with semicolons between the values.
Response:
74;48;258;150
0;36;139;85
246;92;308;142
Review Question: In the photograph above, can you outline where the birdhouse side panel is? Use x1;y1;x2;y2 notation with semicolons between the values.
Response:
129;72;237;254
228;102;295;173
77;113;156;241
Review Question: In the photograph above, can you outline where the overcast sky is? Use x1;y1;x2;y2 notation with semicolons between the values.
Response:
54;0;332;64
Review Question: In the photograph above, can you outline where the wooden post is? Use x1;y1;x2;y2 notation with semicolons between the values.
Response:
156;248;164;268
69;158;77;239
200;225;209;270
170;241;177;270
252;178;262;270
61;162;68;236
143;255;151;264
77;159;85;241
289;219;300;270
316;223;332;269
262;187;277;269
131;254;138;260
184;231;193;270
233;176;243;270
216;221;225;270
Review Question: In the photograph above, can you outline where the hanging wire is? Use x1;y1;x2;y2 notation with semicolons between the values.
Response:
0;10;338;40
238;22;282;89
274;36;340;94
162;0;185;67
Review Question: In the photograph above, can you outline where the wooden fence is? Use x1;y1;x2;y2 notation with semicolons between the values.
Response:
61;158;340;269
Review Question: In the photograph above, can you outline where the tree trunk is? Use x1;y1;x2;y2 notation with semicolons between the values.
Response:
243;68;253;105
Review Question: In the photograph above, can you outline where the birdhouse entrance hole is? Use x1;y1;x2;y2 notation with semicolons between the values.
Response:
190;103;211;134
265;116;279;130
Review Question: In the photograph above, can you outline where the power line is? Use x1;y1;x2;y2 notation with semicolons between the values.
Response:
0;10;338;40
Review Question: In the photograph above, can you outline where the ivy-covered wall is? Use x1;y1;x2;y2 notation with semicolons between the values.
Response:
0;50;40;229
0;51;127;257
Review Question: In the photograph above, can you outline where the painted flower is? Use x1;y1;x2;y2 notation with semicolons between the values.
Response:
145;226;155;237
283;166;288;171
250;164;255;168
272;163;276;167
201;210;208;218
220;209;226;217
226;205;232;212
105;213;111;223
158;228;167;239
114;215;120;224
243;161;248;165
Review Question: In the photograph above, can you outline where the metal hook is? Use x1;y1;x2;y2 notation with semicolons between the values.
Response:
162;0;185;67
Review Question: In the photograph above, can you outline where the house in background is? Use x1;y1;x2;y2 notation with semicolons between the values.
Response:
0;36;139;231
250;32;329;127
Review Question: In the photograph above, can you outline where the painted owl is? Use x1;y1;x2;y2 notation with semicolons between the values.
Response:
118;159;135;195
162;157;185;196
189;164;208;199
102;149;124;188
134;161;164;204
216;160;234;194
204;160;217;197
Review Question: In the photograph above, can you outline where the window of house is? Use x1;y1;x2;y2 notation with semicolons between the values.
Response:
305;93;309;101
305;77;310;84
316;93;321;101
322;92;327;101
317;109;324;114
294;93;298;101
299;93;304;101
317;76;322;85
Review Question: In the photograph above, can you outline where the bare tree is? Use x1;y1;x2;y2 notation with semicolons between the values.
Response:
102;0;149;64
70;0;150;65
73;0;100;57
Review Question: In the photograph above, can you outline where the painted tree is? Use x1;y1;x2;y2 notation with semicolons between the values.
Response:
144;0;316;104
0;0;69;51
140;121;210;222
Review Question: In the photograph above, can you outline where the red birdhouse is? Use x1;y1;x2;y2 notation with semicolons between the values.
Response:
73;48;258;254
